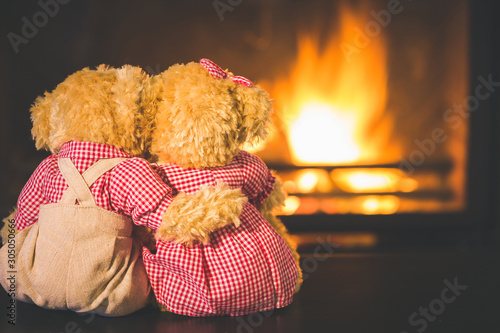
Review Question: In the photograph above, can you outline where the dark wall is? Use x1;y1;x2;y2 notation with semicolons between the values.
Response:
491;0;500;240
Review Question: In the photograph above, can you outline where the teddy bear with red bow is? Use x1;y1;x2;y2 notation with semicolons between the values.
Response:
143;59;302;316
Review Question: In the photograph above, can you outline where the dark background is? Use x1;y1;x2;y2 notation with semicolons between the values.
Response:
0;1;499;332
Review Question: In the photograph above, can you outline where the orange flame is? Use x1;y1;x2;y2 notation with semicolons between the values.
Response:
272;1;398;166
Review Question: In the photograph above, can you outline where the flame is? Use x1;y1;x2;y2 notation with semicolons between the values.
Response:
281;196;301;215
297;170;319;193
294;169;333;193
290;103;360;163
259;1;468;216
331;168;419;193
272;1;396;165
346;172;395;191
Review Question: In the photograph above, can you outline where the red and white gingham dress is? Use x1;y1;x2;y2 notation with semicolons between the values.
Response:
143;151;298;316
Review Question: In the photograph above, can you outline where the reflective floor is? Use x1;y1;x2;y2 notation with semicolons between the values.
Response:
1;246;499;333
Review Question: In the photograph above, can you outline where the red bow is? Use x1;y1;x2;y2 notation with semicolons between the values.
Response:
200;58;254;87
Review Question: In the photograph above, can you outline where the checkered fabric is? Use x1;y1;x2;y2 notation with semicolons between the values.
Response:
143;151;298;316
15;141;173;231
200;58;254;87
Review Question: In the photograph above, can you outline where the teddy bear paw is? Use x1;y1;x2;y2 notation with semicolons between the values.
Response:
156;183;247;245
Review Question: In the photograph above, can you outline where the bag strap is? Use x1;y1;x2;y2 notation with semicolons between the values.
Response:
58;158;128;206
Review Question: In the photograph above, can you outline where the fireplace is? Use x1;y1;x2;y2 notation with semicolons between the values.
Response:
234;0;498;234
250;0;467;215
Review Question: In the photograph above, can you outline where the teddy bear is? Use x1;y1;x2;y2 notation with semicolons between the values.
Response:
0;63;242;316
141;58;303;316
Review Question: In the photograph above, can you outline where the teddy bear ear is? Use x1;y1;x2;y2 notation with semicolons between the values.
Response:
234;84;273;147
111;65;155;156
30;90;56;152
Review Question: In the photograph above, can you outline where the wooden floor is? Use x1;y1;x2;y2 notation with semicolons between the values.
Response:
1;247;499;333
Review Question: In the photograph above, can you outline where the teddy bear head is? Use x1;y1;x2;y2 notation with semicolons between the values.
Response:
30;64;160;158
150;59;273;168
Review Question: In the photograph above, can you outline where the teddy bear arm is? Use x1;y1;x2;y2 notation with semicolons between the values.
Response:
156;183;248;246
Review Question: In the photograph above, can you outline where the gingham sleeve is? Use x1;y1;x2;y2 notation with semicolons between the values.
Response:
14;156;56;231
237;151;276;206
108;158;173;230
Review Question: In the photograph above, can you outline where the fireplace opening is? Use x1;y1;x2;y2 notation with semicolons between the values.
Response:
248;0;469;217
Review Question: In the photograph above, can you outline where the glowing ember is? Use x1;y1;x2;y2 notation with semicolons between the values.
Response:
280;196;301;215
331;168;419;193
293;169;333;193
332;168;398;193
297;170;319;193
346;172;393;191
360;196;400;215
398;178;419;193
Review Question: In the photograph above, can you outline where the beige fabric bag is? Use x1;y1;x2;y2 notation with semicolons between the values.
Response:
0;158;151;316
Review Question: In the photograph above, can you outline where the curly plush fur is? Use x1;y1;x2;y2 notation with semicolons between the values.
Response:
31;65;158;158
10;63;270;311
17;64;164;251
157;182;248;246
18;61;301;306
151;62;272;168
24;63;248;251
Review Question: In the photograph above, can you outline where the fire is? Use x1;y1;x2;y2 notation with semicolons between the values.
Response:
272;1;397;166
361;195;400;215
252;0;468;216
296;170;319;193
290;103;360;164
280;196;301;215
295;169;332;193
345;172;395;192
331;168;418;193
257;1;459;215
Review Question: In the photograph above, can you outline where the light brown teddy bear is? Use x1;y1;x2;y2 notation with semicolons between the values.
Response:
0;64;241;316
141;59;302;316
